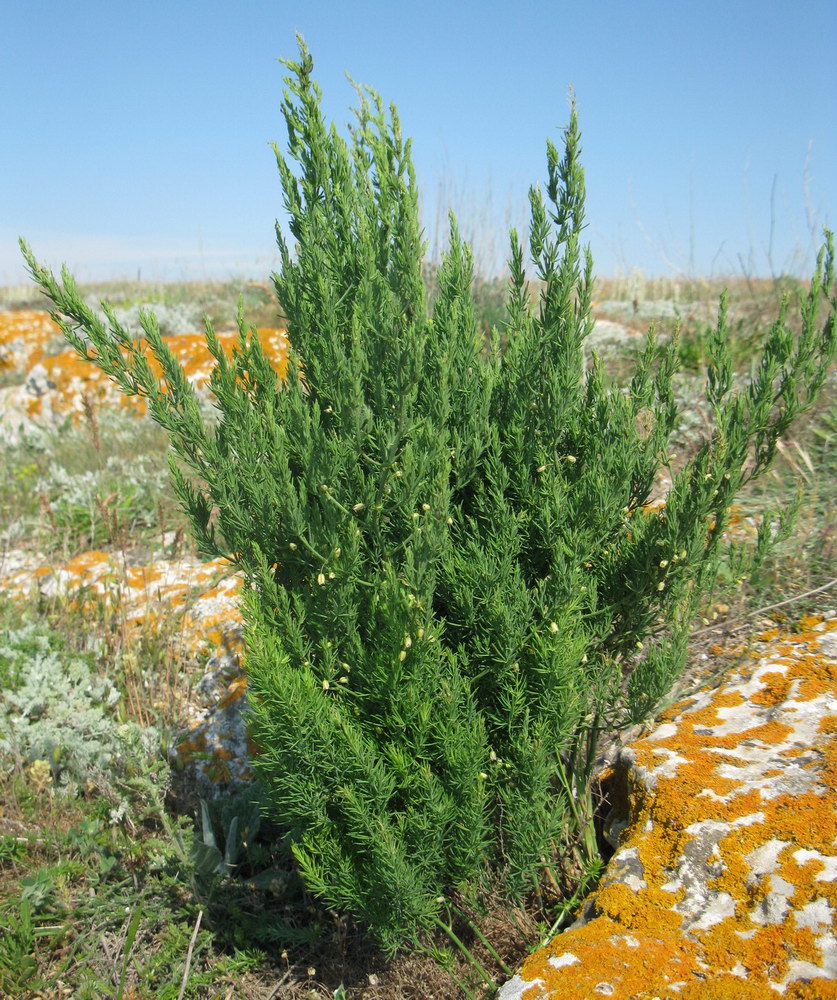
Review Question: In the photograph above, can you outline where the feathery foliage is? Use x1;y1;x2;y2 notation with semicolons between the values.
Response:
21;38;836;953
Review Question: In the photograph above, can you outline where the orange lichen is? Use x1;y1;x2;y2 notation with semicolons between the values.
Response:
749;670;792;706
219;676;248;708
5;309;289;426
0;310;62;371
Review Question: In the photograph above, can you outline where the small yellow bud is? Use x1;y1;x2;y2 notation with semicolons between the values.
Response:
422;503;430;512
399;650;407;661
403;635;412;648
566;455;577;463
352;502;365;512
701;617;710;625
412;512;420;520
659;560;669;568
512;662;519;672
636;641;643;649
679;550;686;560
537;465;546;473
321;679;330;691
334;547;341;557
479;772;488;780
289;542;297;550
581;654;588;663
417;628;425;640
394;469;403;478
549;621;559;633
338;676;349;684
317;573;326;585
489;750;497;761
328;572;335;579
657;581;665;591
446;516;453;525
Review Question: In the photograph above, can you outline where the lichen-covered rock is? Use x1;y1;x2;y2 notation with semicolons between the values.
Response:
501;615;837;1000
0;309;289;444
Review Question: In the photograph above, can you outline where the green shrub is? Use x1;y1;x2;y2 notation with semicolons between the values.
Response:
21;39;835;952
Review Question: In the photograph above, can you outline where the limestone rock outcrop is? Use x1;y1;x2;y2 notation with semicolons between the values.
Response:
501;616;837;999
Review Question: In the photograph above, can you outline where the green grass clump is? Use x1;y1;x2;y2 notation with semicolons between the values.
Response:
19;37;836;960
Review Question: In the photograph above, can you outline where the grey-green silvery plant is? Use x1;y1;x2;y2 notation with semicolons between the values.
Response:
0;625;159;792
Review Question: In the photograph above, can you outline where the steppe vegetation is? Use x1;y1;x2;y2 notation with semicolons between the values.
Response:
2;41;835;1000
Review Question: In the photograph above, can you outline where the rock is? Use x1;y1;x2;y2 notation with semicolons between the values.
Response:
501;614;837;999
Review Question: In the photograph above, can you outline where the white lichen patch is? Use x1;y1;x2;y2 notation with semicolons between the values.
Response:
547;953;579;969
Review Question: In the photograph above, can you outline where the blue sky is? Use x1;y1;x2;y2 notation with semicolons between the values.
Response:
3;0;835;284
